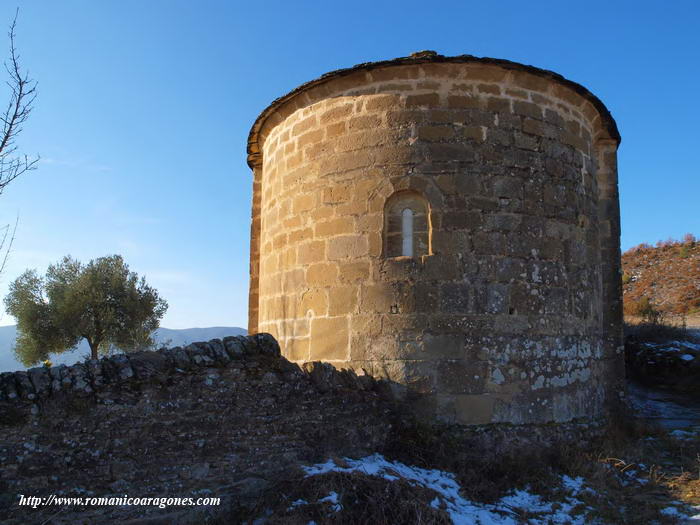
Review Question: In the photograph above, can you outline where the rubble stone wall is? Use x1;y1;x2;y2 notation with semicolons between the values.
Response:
0;335;394;523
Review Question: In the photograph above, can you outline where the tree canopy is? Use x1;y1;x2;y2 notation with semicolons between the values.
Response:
4;255;168;365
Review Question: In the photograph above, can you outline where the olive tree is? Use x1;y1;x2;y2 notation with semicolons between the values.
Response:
4;255;168;365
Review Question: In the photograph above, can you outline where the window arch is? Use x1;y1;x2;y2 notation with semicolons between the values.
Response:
384;192;430;257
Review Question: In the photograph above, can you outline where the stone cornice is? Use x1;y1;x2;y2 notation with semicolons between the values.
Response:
247;52;621;169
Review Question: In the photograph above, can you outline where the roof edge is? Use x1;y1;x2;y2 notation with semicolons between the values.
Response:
247;53;621;168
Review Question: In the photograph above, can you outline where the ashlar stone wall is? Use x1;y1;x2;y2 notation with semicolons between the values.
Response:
247;55;623;426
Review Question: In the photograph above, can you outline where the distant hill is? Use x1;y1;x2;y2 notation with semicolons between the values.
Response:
0;325;246;373
622;235;700;318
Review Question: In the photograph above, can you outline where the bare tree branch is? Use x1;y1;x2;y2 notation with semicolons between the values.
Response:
0;214;17;277
0;9;38;196
0;10;37;323
0;214;18;323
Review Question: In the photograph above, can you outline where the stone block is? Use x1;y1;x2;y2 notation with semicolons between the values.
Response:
298;128;324;148
437;359;488;394
421;334;468;360
314;217;355;237
348;115;382;131
328;286;359;316
299;289;328;317
439;284;472;314
365;94;401;111
310;317;349;360
129;351;172;378
405;93;440;107
454;394;497;424
320;104;353;124
328;235;369;260
462;126;484;142
418;125;455;142
285;338;310;361
0;371;18;400
337;261;371;283
326;121;346;139
485;283;510;314
252;333;281;357
476;83;500;95
360;283;394;313
306;262;339;287
486;96;510;113
292;115;318;136
297;240;326;265
27;367;51;397
447;95;480;109
442;210;482;231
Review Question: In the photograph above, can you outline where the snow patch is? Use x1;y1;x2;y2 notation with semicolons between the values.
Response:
319;491;342;512
670;428;699;440
303;454;593;524
673;340;700;351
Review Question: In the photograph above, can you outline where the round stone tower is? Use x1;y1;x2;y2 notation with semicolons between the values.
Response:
246;52;623;425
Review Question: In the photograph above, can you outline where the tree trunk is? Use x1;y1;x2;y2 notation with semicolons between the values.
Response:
87;338;100;360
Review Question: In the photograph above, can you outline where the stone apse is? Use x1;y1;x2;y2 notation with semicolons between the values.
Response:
245;52;623;425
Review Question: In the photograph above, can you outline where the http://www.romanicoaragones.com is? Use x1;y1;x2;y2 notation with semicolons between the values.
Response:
17;494;221;510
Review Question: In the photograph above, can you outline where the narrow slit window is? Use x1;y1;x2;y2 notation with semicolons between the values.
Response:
384;192;430;258
401;208;414;256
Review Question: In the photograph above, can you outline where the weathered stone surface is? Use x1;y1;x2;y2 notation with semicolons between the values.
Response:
111;354;135;382
0;372;18;400
129;351;171;379
27;367;51;397
251;332;281;357
185;344;215;367
247;54;623;427
85;359;105;389
0;334;393;524
303;361;341;393
222;337;245;359
68;363;93;395
14;371;34;400
206;338;231;364
169;346;192;369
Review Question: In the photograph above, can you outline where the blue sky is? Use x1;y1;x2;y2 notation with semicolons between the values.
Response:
0;0;697;329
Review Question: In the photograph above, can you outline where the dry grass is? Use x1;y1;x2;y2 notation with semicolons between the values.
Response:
227;410;699;524
381;412;696;523
231;468;452;524
382;416;567;503
555;418;699;523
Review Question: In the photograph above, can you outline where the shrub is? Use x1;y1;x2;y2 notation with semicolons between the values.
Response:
633;297;664;324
